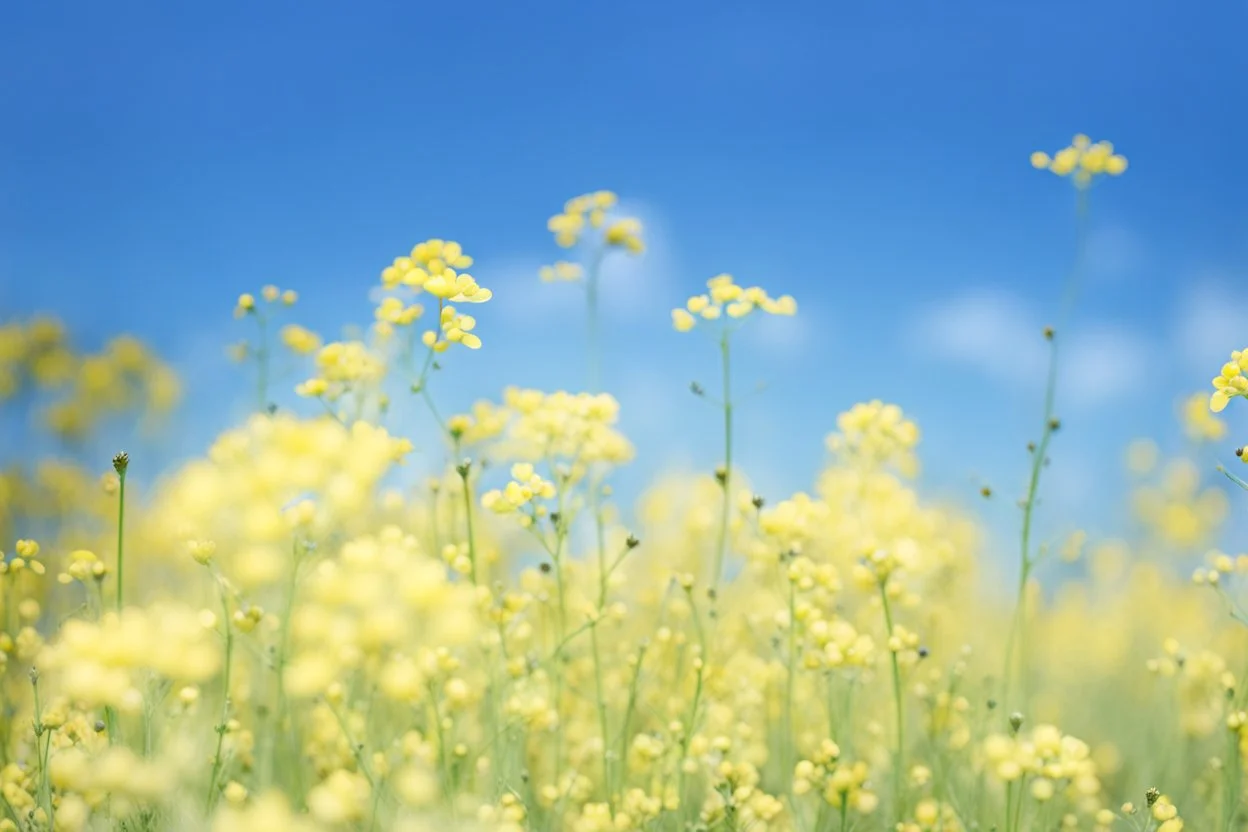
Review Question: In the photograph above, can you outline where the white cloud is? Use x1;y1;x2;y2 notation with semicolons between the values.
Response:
914;289;1150;410
916;291;1046;381
745;305;815;356
1174;278;1244;375
1063;325;1143;406
476;258;584;326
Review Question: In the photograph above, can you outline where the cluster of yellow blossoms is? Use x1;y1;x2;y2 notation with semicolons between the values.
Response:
1210;347;1248;414
671;274;797;332
545;190;644;254
1030;134;1128;186
378;240;492;347
0;317;179;438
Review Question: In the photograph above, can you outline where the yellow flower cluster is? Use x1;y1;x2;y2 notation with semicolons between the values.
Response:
375;239;492;353
1030;134;1128;186
1130;458;1228;550
538;261;584;283
981;724;1101;811
826;400;921;477
147;414;411;587
235;284;298;318
40;605;220;712
481;463;558;523
493;387;634;466
671;274;797;332
296;340;386;399
546;191;642;251
793;742;879;814
0;317;180;438
280;324;323;356
1209;347;1248;413
284;527;479;699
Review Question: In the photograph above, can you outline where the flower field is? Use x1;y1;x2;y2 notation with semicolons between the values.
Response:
2;135;1246;832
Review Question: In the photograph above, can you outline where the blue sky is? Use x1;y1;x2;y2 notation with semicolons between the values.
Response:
3;0;1247;560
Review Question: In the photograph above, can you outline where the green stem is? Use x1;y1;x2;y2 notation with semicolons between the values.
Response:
115;469;127;613
712;332;734;591
675;589;707;823
32;673;54;828
590;622;612;809
616;644;646;801
1002;186;1089;714
458;465;479;584
879;580;905;820
584;245;608;393
256;312;270;412
270;541;304;798
785;576;797;791
206;583;235;813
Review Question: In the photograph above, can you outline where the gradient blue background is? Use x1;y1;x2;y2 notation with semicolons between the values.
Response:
3;0;1247;561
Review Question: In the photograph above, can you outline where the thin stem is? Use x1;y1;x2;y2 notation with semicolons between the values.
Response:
675;588;707;823
879;580;905;820
206;581;235;813
712;332;734;591
270;540;304;799
1002;186;1090;714
32;672;54;828
458;465;479;584
586;246;607;392
115;468;127;613
589;621;612;809
256;312;270;412
785;575;797;791
616;643;646;801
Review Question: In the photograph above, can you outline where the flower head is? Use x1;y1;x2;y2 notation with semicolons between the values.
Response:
1031;134;1127;187
671;274;797;332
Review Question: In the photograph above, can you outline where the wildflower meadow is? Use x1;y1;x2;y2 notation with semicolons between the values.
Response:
2;123;1247;832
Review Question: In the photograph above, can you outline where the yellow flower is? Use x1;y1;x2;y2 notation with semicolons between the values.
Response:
1209;348;1248;412
671;274;797;332
1031;135;1127;187
280;324;323;355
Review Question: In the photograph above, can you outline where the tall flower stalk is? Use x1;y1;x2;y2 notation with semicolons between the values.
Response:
672;273;797;590
1002;136;1127;712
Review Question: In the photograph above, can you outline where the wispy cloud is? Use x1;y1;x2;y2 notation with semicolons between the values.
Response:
912;289;1151;410
1174;277;1244;375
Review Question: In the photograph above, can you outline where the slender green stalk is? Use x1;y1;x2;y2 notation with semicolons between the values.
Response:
457;463;479;584
589;492;613;809
269;540;304;798
879;580;905;820
206;582;235;813
712;332;734;591
32;670;54;828
585;246;607;392
589;622;612;809
616;643;646;801
784;575;797;790
675;587;707;823
256;312;269;412
1001;186;1089;714
112;452;129;613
